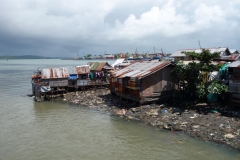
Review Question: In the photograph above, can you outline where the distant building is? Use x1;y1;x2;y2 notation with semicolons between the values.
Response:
118;53;127;58
104;54;114;59
229;49;239;54
170;47;239;62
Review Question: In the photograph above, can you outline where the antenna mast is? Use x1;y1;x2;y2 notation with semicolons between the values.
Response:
198;39;202;49
76;52;80;59
135;48;138;54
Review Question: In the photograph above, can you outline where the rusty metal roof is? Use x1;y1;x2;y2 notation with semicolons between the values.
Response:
228;61;240;68
41;67;69;79
88;62;113;71
76;65;90;74
66;65;90;75
111;61;171;79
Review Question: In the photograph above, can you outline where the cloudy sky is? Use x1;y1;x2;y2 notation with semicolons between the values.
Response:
0;0;239;57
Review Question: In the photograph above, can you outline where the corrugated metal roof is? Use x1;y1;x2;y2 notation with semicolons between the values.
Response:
229;49;239;54
121;70;141;77
228;61;240;68
41;67;69;79
195;47;228;54
170;49;195;57
111;68;132;77
218;54;240;61
87;62;94;66
76;65;90;74
88;62;113;71
111;58;125;67
92;62;106;71
66;66;77;75
112;61;171;79
119;63;131;67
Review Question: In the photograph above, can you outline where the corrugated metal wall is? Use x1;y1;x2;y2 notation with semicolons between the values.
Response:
114;78;119;92
48;79;68;87
233;68;240;78
229;68;240;93
161;66;177;91
41;68;69;79
77;80;88;86
141;76;154;97
141;66;177;97
229;83;240;93
118;78;123;94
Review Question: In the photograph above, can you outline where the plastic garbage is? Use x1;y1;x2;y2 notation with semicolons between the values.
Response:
161;110;167;115
212;110;218;113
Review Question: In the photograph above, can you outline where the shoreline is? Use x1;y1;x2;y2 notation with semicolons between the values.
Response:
55;88;240;151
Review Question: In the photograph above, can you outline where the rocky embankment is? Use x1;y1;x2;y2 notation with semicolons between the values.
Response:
57;88;240;150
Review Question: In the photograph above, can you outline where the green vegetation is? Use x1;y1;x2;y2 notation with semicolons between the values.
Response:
86;54;92;57
171;49;228;104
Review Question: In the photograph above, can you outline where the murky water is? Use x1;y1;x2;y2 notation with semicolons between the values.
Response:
0;59;239;160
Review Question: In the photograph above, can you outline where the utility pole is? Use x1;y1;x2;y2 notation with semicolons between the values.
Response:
198;39;202;49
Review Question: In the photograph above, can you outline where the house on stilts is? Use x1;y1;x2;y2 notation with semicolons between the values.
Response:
31;65;91;101
110;61;177;104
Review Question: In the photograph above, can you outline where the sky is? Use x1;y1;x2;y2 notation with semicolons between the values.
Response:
0;0;239;57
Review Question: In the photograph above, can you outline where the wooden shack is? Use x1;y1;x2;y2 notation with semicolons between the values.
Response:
76;65;90;86
31;64;108;101
228;61;240;106
88;62;113;84
31;67;69;101
110;61;177;104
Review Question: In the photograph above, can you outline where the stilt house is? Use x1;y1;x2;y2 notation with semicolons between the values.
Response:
87;62;113;83
76;65;90;86
110;61;177;104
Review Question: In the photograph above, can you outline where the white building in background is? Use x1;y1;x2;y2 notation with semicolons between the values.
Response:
104;54;114;59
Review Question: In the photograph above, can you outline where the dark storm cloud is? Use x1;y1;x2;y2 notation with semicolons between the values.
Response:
0;0;239;57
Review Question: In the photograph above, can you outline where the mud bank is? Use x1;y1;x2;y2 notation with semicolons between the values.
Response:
55;88;240;151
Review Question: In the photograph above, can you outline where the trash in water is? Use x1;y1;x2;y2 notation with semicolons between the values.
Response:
161;110;167;115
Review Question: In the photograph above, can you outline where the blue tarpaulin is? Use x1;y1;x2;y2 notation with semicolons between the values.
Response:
68;75;77;80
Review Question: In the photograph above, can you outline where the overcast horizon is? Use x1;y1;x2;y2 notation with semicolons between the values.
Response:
0;0;239;58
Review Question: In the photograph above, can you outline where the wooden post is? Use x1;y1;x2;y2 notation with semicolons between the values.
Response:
75;85;77;95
